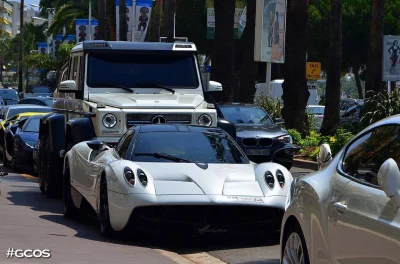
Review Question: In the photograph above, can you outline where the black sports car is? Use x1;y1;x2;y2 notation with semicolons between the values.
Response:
4;116;40;172
217;103;299;169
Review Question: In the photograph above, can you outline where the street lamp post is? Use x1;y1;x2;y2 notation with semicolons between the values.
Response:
18;0;24;93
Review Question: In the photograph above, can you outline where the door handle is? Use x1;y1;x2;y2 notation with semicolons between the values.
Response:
333;202;348;212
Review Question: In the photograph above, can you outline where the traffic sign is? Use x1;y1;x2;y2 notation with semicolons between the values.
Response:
306;62;321;80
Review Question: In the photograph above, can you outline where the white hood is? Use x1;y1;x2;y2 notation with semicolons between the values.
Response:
136;162;264;196
89;93;204;109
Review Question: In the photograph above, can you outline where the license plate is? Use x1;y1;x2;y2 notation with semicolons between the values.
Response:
246;149;270;155
227;196;264;203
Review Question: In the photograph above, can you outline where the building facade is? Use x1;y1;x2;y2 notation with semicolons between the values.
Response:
0;1;13;36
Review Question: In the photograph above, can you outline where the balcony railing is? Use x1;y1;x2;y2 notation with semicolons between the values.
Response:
0;13;12;22
0;2;12;12
0;23;12;33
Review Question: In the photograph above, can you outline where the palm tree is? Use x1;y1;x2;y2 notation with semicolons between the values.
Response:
281;0;310;135
151;0;163;42
239;1;257;103
0;36;11;84
320;0;342;136
163;0;176;42
365;0;385;95
211;0;236;102
46;0;98;36
98;0;107;40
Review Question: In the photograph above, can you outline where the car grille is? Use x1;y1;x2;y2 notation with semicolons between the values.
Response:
126;113;192;128
242;138;273;147
130;206;283;230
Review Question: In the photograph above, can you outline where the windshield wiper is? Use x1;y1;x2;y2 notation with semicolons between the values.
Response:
91;83;134;93
130;83;175;94
134;152;190;163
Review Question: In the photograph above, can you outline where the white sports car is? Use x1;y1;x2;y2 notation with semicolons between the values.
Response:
63;124;297;237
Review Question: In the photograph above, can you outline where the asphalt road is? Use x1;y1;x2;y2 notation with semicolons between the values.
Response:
0;166;313;264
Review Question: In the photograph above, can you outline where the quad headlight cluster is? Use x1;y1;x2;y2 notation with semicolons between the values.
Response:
123;167;148;188
264;170;285;189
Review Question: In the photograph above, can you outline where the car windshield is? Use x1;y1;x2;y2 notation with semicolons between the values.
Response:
23;117;40;132
307;107;325;115
219;106;274;125
0;89;19;104
87;52;199;89
7;107;51;119
132;131;249;164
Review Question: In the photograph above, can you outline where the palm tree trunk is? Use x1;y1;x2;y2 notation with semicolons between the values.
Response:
239;1;257;103
98;0;107;40
164;0;176;42
18;0;24;93
281;0;310;135
353;63;364;99
119;0;127;41
152;0;163;42
366;0;385;95
211;0;236;102
320;0;342;136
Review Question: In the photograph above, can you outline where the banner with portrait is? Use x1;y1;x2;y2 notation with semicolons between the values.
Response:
116;0;134;41
37;42;48;55
132;0;153;42
254;0;287;63
75;19;99;42
383;35;400;81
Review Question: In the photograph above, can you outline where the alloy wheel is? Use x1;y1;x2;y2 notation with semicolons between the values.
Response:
283;232;305;264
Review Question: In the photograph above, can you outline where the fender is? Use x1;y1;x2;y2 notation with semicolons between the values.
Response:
40;113;66;154
65;117;96;151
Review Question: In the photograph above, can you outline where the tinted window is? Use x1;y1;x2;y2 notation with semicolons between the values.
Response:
7;107;51;119
116;129;135;158
87;52;199;88
23;117;40;132
342;125;400;186
132;131;249;164
32;87;51;93
219;106;274;125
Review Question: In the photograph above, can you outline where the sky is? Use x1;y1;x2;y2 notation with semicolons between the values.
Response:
25;0;40;9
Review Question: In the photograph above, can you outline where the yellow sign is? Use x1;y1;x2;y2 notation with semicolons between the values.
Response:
306;62;321;80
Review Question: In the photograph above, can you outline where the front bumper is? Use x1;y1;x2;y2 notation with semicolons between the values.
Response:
108;192;286;235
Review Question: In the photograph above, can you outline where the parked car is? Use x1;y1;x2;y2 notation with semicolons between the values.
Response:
0;105;52;122
0;112;49;165
217;103;298;169
0;97;5;110
3;115;44;171
306;105;325;131
340;99;364;128
63;125;296;237
0;88;19;105
280;115;400;263
32;86;52;95
18;97;53;107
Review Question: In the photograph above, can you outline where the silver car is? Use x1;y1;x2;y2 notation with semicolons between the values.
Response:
280;115;400;264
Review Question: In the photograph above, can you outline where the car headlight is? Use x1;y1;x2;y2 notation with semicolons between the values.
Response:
198;114;213;126
124;167;135;186
102;113;117;128
278;135;292;144
264;171;275;189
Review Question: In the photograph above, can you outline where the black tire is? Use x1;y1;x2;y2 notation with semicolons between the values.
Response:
99;175;116;237
281;222;310;264
11;151;17;172
63;162;78;218
2;150;8;167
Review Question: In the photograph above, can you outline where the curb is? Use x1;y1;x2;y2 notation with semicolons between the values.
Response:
293;159;318;171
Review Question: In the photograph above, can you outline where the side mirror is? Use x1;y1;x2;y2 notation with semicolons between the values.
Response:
317;143;332;169
208;81;223;92
271;145;301;163
274;118;285;125
87;140;104;151
59;80;77;93
378;158;400;208
217;119;236;140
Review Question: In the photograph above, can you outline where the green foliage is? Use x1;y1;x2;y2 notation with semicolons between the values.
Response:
254;95;283;119
328;128;354;155
359;90;400;130
288;129;301;144
298;130;323;159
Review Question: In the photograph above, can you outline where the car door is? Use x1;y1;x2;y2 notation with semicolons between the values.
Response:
329;125;400;264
